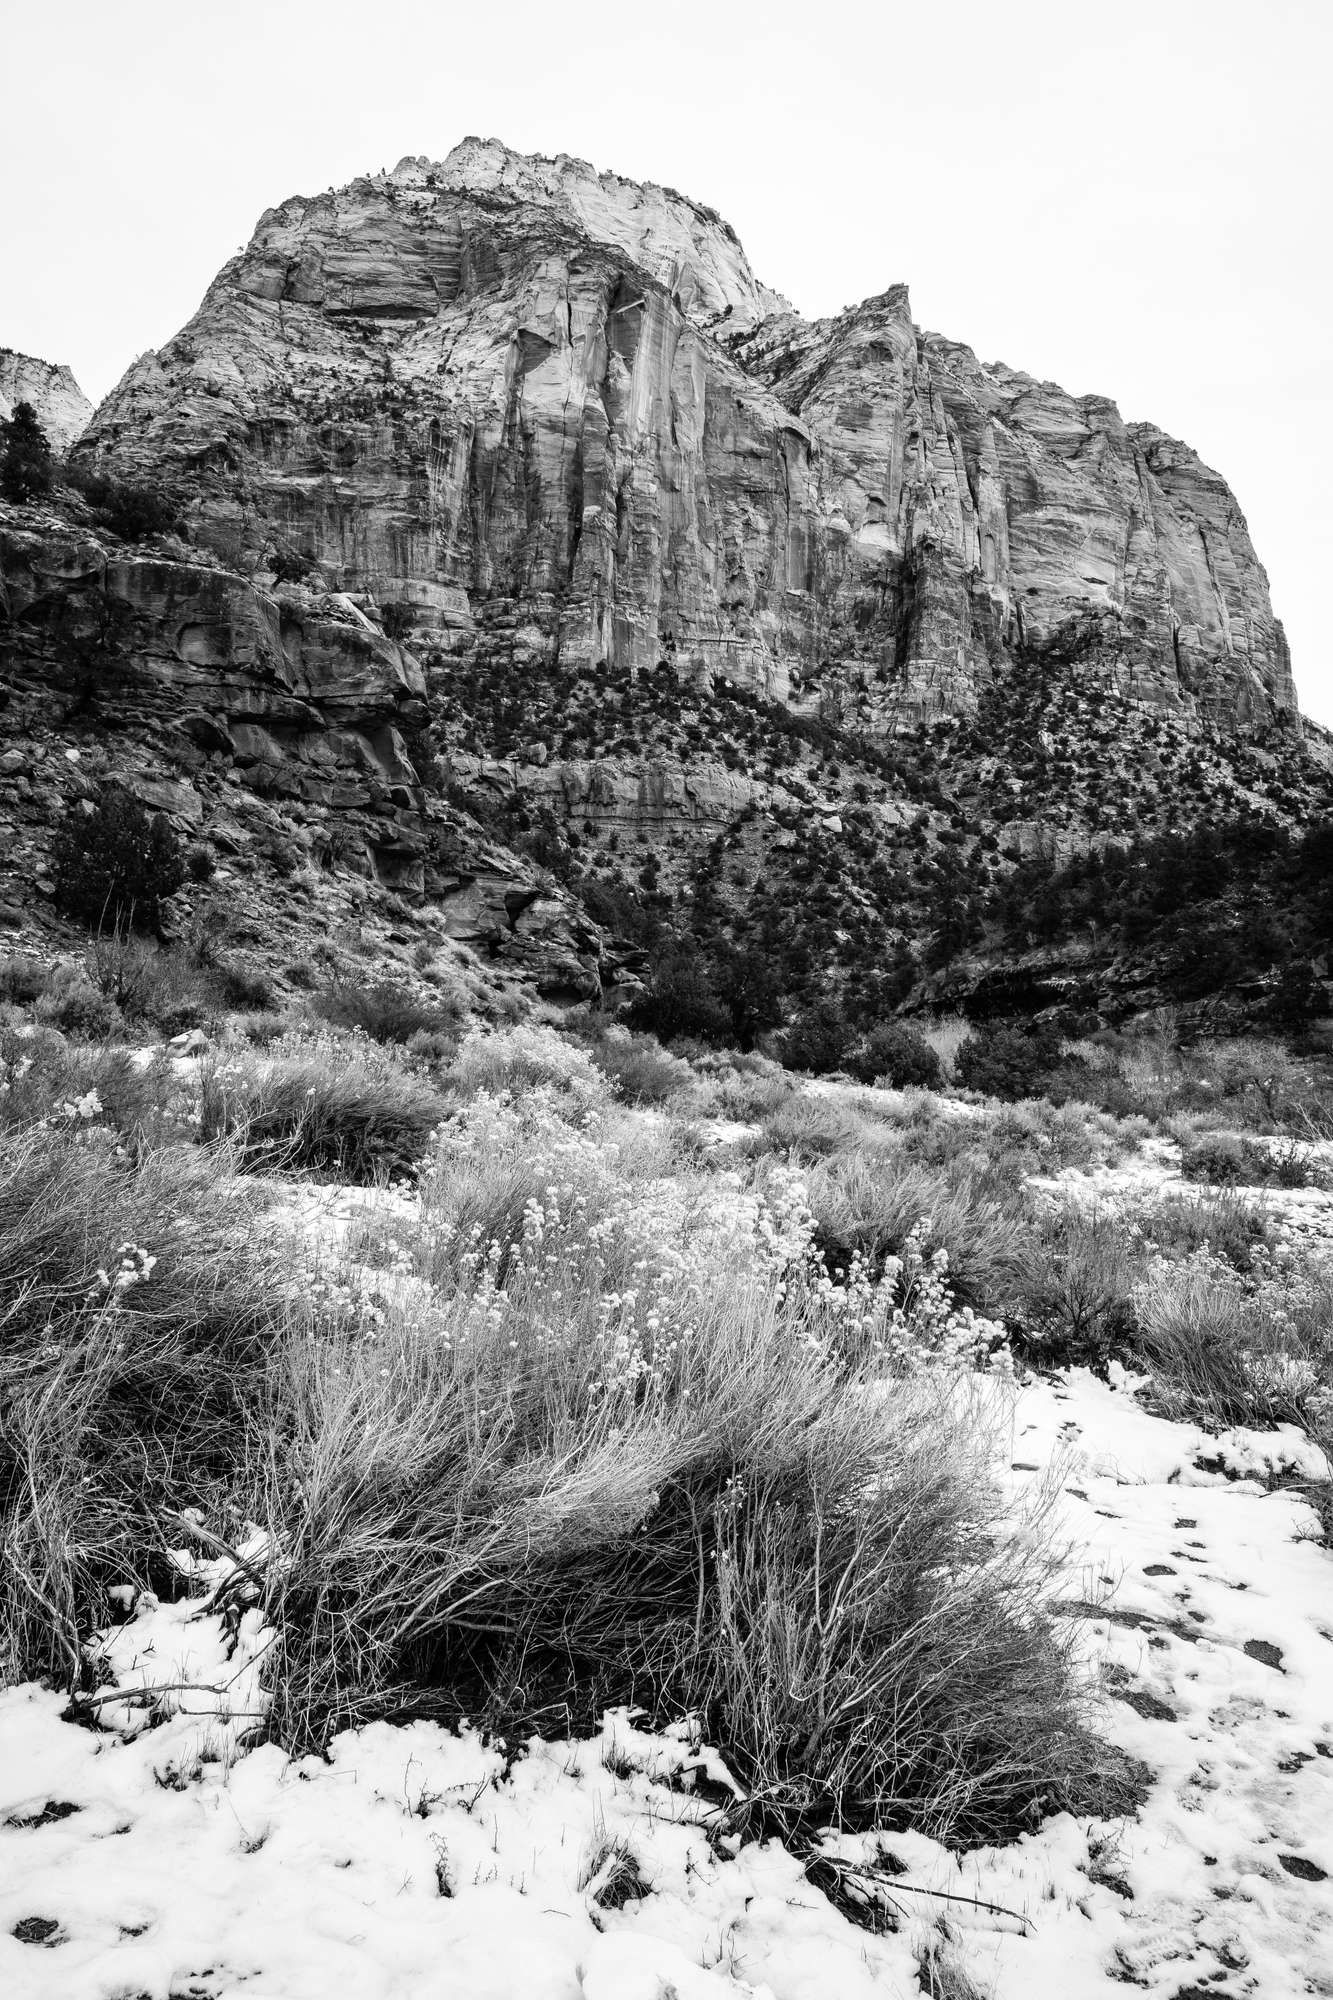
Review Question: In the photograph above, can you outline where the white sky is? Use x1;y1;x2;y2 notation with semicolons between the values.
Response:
3;0;1329;721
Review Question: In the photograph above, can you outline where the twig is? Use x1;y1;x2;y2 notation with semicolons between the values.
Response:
74;1680;248;1710
887;1879;1031;1930
819;1855;1031;1933
161;1510;270;1599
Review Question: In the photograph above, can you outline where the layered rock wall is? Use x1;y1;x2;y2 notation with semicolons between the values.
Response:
79;139;1296;738
0;513;608;995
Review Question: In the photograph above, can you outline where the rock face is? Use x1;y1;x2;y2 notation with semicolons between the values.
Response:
0;513;610;997
1;349;93;452
2;141;1321;1027
82;137;1295;734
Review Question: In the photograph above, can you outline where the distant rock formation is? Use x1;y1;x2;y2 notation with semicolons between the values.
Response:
1;142;1321;1027
81;137;1295;735
1;349;93;452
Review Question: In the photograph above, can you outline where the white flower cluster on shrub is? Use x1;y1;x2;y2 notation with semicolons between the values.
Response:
334;1066;1013;1390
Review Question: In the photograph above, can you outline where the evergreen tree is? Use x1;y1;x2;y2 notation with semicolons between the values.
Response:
0;400;53;502
714;939;784;1048
627;945;732;1043
53;786;186;931
782;997;850;1075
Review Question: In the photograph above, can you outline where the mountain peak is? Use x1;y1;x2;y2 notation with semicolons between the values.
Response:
387;134;783;329
79;140;1295;736
0;347;93;452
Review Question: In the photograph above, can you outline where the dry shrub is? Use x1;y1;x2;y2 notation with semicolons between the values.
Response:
35;970;124;1041
448;1023;603;1103
1;1033;1134;1855
805;1154;1031;1317
200;1040;446;1182
988;1098;1126;1172
1115;1036;1190;1111
260;1257;1113;1844
1017;1208;1143;1369
81;931;219;1033
1130;1189;1272;1270
691;1059;795;1124
1179;1129;1327;1191
0;1031;181;1149
587;1029;697;1107
266;1092;1119;1839
0;955;54;1006
758;1094;897;1161
1206;1037;1308;1129
0;1129;287;1682
842;1088;1146;1186
1132;1250;1333;1429
315;975;461;1048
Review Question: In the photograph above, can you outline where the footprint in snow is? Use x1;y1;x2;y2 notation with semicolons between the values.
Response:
12;1916;61;1945
1243;1639;1285;1671
1277;1853;1328;1881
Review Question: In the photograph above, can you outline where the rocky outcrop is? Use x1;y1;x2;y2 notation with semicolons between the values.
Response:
2;141;1318;1027
0;510;610;997
1;350;93;452
0;515;425;804
736;295;1296;729
80;138;1296;736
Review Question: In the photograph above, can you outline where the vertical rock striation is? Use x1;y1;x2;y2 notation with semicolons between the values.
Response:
0;349;93;452
75;138;1294;738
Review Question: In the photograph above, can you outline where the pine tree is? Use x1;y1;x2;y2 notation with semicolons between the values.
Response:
53;787;186;931
0;400;54;502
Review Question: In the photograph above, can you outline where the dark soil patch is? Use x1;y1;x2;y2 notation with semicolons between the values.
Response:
12;1916;61;1945
1278;1852;1327;1881
5;1799;80;1829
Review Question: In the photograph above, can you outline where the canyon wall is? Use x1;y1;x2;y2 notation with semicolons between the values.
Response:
78;138;1295;736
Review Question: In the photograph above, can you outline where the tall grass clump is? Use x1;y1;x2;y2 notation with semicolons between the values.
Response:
199;1032;446;1181
448;1021;603;1106
0;1023;181;1151
0;1127;289;1683
253;1083;1124;1842
688;1049;796;1124
1016;1207;1143;1370
583;1024;698;1107
1131;1244;1333;1432
314;975;462;1049
804;1153;1032;1319
1127;1189;1272;1269
1178;1128;1329;1191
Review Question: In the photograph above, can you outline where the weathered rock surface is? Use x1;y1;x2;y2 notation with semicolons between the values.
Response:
81;138;1295;734
0;508;611;998
1;349;93;452
735;295;1296;729
1;142;1323;1026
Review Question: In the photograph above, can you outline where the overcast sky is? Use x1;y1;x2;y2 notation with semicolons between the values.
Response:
3;0;1328;720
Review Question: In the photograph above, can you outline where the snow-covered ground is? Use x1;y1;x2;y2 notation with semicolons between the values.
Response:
5;1067;1332;1999
3;1363;1330;2000
1029;1143;1333;1254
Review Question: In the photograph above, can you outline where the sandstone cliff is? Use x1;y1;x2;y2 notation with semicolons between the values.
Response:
81;138;1295;734
0;507;610;998
1;349;93;452
2;143;1324;1031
